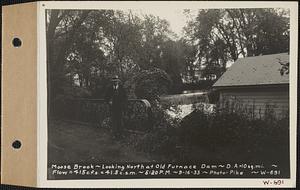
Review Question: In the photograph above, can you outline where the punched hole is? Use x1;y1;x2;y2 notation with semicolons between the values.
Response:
12;38;22;47
12;140;22;149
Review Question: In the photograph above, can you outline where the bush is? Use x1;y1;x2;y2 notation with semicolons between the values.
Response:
131;101;180;161
133;68;172;101
126;99;289;163
178;104;289;162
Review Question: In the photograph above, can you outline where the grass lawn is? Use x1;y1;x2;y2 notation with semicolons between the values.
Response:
48;119;152;164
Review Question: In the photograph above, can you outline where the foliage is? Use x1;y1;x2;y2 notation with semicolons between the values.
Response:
133;68;172;101
132;102;180;161
278;58;289;76
47;8;290;110
46;8;291;164
178;103;289;162
46;9;190;107
184;8;290;79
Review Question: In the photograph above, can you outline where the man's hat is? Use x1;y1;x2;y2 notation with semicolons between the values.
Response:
111;75;121;81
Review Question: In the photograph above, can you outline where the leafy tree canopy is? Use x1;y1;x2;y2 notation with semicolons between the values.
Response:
183;8;290;79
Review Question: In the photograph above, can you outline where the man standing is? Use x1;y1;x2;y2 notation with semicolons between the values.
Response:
105;75;127;139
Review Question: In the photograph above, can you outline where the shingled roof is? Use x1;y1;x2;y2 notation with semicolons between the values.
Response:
213;53;289;87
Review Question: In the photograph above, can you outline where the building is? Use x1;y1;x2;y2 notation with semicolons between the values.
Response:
181;67;217;84
213;53;289;119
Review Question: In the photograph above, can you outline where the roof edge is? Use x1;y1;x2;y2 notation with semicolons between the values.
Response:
213;83;289;90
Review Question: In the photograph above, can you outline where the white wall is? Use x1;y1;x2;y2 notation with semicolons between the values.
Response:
219;87;289;119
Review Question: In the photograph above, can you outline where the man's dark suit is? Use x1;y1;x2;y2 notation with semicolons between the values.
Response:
104;84;127;137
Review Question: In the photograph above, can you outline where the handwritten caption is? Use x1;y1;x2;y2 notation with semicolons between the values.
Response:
48;163;282;179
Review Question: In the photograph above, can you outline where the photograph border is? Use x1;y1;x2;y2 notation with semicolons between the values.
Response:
37;1;298;188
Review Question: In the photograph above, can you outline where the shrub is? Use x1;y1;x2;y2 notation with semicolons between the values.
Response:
132;101;180;161
125;98;289;163
177;103;289;162
133;68;172;101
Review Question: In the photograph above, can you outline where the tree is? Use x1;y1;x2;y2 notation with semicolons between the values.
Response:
46;9;187;107
46;10;93;113
134;68;172;101
184;8;290;79
159;40;186;92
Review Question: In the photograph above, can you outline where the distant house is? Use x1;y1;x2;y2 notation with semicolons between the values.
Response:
213;53;289;119
181;66;217;84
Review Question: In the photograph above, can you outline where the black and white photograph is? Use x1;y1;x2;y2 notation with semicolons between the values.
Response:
44;2;295;184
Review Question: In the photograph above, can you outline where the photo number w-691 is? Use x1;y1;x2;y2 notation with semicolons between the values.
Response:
262;180;284;186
